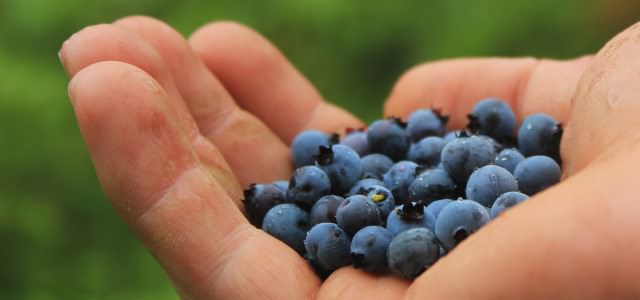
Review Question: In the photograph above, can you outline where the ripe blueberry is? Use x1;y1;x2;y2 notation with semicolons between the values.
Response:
514;155;561;195
367;118;411;161
350;226;392;272
291;130;339;168
262;203;310;255
387;228;440;279
435;199;490;251
465;165;518;207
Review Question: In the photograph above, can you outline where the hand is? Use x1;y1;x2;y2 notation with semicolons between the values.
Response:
60;16;640;299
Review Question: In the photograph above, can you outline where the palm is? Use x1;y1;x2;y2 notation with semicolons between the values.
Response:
62;16;640;299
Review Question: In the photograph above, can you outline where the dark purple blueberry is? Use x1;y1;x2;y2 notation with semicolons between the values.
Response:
291;130;339;168
517;113;563;163
360;153;394;180
305;223;351;271
336;195;383;235
309;195;345;226
514;155;561;195
440;133;496;182
466;98;516;143
406;109;448;141
243;183;286;226
262;204;310;254
495;148;525;174
407;136;446;167
286;166;331;210
341;128;370;157
408;168;457;205
435;199;490;251
387;228;440;279
350;226;392;272
315;145;363;195
386;202;436;236
366;118;411;161
383;161;421;203
490;191;529;218
465;165;518;207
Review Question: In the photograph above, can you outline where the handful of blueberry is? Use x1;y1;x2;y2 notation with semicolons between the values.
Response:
243;98;563;279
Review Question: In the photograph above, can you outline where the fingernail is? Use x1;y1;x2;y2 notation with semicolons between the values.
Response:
58;40;70;75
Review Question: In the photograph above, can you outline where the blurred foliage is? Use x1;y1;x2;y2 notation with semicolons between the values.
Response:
0;0;636;298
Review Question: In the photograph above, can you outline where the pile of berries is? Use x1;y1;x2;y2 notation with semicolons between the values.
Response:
243;98;563;279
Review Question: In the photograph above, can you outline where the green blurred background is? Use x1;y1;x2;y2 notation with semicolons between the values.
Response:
0;0;637;298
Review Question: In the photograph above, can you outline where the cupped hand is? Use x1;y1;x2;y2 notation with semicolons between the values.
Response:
60;16;640;299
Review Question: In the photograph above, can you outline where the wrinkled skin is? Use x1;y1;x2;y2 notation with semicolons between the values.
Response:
60;16;640;299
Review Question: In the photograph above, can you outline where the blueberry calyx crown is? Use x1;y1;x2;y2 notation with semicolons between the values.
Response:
453;228;469;244
314;146;335;165
398;200;425;221
388;116;408;129
552;123;564;139
456;130;471;138
241;183;257;203
432;107;450;124
550;123;564;164
466;113;481;133
328;133;340;145
351;252;366;269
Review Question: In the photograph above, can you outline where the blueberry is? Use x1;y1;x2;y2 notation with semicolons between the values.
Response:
350;226;393;272
440;133;496;182
408;168;457;205
341;128;370;157
336;195;383;235
286;166;331;210
367;118;411;161
517;113;563;162
479;134;505;153
514;155;561;195
383;160;421;203
242;183;286;226
443;130;461;144
305;223;351;271
466;98;516;142
347;178;385;197
272;180;289;194
465;165;518;207
435;199;490;251
386;202;436;236
304;252;332;279
363;185;396;221
310;195;345;226
425;199;454;219
315;144;363;194
291;130;339;168
490;191;529;218
406;109;448;141
360;153;394;180
407;136;446;167
495;148;525;174
262;204;310;254
387;228;440;279
439;246;446;257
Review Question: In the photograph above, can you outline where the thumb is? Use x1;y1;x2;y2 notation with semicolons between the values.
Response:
562;21;640;175
406;22;640;300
